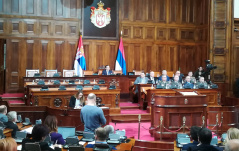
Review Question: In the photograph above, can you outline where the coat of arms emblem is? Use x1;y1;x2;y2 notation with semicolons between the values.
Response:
90;1;111;28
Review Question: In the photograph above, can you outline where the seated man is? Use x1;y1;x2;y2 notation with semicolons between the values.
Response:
147;71;157;84
80;93;106;133
104;125;114;137
183;76;194;89
85;127;117;150
158;75;170;89
4;111;19;138
0;105;8;123
170;75;182;89
188;71;196;83
102;65;113;75
175;70;183;83
134;72;148;84
158;70;170;81
182;126;200;150
189;128;221;151
196;77;208;89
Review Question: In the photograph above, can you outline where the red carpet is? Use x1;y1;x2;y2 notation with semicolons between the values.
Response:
0;93;24;98
8;100;25;104
121;109;148;114
119;102;139;107
110;122;154;141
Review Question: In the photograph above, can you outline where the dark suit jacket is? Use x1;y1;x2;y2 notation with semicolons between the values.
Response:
69;96;85;108
4;121;19;137
182;141;199;151
102;70;113;75
147;76;157;84
158;75;170;81
189;144;221;151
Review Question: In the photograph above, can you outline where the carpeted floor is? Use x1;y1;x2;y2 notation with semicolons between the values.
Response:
120;109;148;114
0;93;24;98
109;122;154;141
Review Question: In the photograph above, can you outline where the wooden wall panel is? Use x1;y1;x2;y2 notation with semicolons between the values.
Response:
1;0;210;92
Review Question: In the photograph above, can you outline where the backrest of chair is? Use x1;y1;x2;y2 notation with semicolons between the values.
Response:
45;70;57;77
133;70;143;75
98;69;103;75
113;70;122;75
25;143;41;151
132;140;174;151
167;71;174;77
154;72;161;77
26;69;39;77
84;70;94;75
63;70;76;77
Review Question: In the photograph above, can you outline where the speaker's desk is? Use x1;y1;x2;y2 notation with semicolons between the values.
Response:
140;87;220;112
30;87;121;114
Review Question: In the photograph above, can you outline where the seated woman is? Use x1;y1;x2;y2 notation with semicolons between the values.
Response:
224;128;239;145
21;124;59;151
44;115;65;145
69;90;85;108
0;137;17;151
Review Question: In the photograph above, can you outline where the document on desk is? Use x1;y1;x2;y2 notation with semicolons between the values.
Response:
180;92;198;96
17;145;22;151
79;141;86;145
87;141;95;144
21;127;33;134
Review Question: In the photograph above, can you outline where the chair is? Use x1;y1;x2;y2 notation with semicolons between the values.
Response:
98;69;104;75
133;70;143;75
63;69;76;77
167;71;174;77
25;142;41;151
26;69;39;77
45;69;57;77
83;70;94;75
113;70;122;75
119;143;132;151
154;71;161;77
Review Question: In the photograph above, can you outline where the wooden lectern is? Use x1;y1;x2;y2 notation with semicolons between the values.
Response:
149;91;207;140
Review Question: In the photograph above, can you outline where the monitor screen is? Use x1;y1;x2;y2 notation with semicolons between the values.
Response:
58;127;76;139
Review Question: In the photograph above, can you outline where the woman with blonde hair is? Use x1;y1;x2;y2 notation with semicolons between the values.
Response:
224;128;239;145
44;115;65;145
0;137;17;151
69;90;85;108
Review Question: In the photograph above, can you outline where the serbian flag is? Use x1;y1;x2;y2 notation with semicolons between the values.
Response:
115;37;127;75
74;35;86;77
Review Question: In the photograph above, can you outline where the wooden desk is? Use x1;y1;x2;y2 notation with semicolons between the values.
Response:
23;75;137;101
142;88;220;112
30;88;121;114
150;93;207;140
24;81;108;104
46;107;109;130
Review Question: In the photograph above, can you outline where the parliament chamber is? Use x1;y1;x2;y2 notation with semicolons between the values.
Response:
0;0;239;150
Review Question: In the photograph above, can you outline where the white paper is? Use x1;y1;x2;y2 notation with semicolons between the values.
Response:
87;141;95;144
180;92;198;96
17;145;22;151
21;127;33;134
79;141;86;145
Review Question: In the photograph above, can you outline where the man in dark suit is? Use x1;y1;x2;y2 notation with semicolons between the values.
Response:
189;128;221;151
170;75;182;89
175;70;183;83
4;111;19;138
134;72;149;84
158;70;170;81
147;71;157;84
182;126;200;150
102;65;113;75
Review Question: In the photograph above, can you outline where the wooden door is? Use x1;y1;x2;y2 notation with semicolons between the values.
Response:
0;39;4;94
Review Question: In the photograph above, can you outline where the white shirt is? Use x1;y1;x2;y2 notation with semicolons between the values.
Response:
75;99;81;107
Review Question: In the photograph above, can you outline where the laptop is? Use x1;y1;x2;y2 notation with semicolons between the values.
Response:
58;127;76;139
14;131;27;143
107;134;120;144
22;118;31;126
35;119;42;125
211;137;218;146
176;134;190;148
81;132;95;142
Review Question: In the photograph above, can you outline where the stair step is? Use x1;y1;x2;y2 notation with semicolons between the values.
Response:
110;114;151;123
121;106;139;110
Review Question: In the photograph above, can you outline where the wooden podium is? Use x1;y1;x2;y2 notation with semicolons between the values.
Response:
149;91;207;140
